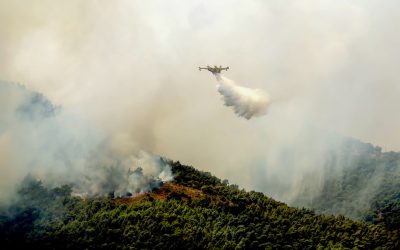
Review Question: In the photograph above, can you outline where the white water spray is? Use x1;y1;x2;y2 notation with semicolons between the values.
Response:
215;74;270;119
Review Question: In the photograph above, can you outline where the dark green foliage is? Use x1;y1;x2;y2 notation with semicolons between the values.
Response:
0;162;398;249
368;200;400;231
172;161;223;189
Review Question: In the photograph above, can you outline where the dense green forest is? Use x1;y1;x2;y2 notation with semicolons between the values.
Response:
294;139;400;231
1;161;398;249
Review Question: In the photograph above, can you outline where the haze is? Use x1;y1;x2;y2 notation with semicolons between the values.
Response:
1;0;399;202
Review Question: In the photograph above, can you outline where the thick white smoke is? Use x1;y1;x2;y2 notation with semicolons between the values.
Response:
0;82;173;203
215;74;270;119
1;0;400;207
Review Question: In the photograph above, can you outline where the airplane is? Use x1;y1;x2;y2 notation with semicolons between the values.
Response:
199;65;229;74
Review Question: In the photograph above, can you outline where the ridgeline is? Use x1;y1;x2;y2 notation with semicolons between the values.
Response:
0;161;398;249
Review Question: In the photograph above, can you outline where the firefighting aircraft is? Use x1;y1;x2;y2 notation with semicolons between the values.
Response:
199;65;229;74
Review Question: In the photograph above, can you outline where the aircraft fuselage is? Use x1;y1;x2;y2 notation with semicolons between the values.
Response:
199;65;229;74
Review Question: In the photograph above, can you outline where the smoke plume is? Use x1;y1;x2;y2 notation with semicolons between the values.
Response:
0;82;173;203
215;74;270;119
0;0;400;207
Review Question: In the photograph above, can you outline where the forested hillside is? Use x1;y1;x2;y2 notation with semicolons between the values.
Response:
294;139;400;231
1;161;398;249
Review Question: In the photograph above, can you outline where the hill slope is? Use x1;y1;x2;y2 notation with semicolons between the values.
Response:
293;140;400;230
1;161;398;249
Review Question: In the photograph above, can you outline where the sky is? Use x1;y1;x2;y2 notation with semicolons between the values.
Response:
1;0;399;202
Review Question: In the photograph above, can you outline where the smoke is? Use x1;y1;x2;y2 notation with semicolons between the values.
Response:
214;74;270;119
0;82;173;203
0;0;400;207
